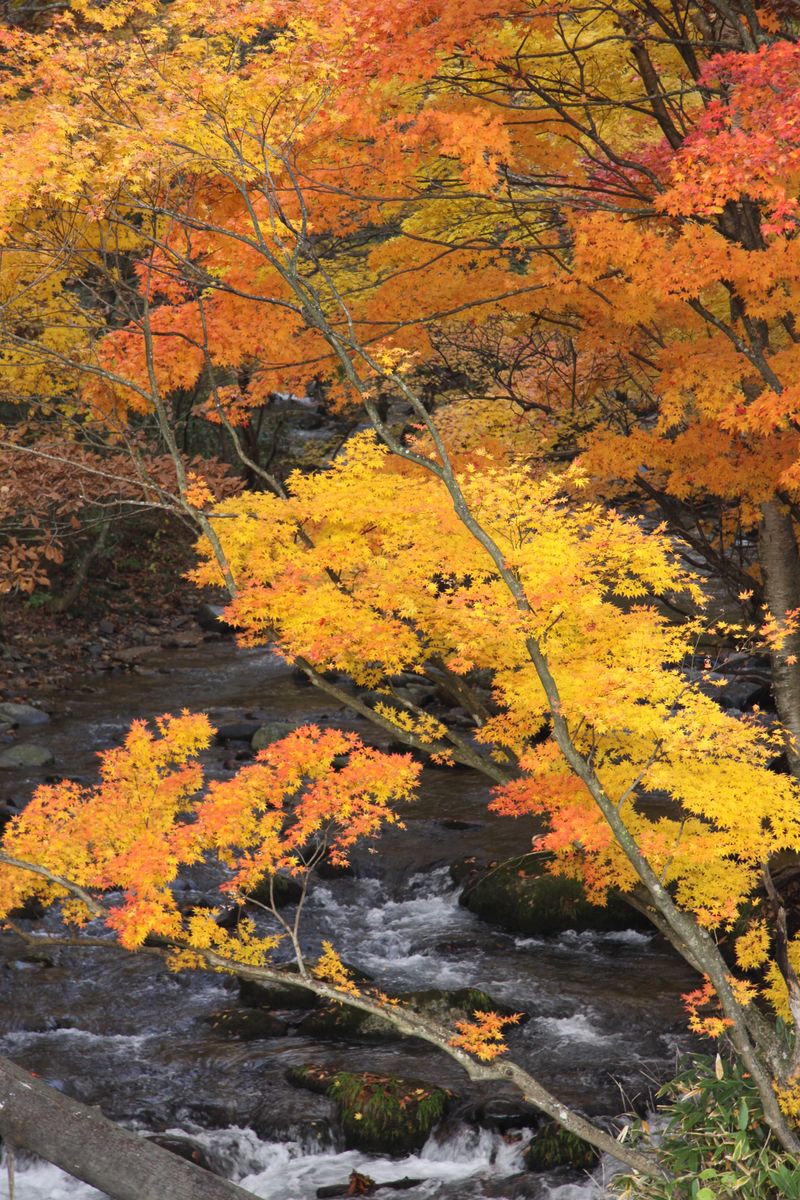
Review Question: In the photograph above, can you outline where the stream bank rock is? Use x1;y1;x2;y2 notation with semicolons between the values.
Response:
454;856;647;937
287;1065;454;1155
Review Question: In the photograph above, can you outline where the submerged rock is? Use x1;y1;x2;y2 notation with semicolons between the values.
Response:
287;1065;454;1155
455;856;647;937
0;743;55;769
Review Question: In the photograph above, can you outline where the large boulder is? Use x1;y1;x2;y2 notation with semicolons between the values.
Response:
286;1065;453;1155
455;856;648;937
0;743;54;769
0;702;50;727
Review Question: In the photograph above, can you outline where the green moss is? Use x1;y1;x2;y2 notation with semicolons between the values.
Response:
461;856;646;936
524;1121;600;1171
286;1065;452;1154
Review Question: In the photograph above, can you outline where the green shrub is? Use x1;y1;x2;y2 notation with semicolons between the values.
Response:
614;1056;800;1200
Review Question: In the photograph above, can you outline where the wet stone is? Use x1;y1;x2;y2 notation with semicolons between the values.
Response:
0;744;55;769
196;603;238;636
215;720;263;743
145;1133;220;1174
206;1009;289;1040
0;702;50;727
239;961;373;1013
238;974;319;1012
248;1102;335;1144
459;1095;541;1133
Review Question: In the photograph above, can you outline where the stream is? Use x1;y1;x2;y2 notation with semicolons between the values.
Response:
0;642;697;1199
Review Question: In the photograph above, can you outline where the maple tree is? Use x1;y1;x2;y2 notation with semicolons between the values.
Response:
0;714;656;1175
2;0;799;733
3;0;800;1185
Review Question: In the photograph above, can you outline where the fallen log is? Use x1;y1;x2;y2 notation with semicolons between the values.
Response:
0;1056;255;1200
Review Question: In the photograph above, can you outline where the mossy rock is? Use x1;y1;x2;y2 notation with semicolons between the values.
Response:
250;722;293;752
457;856;647;937
523;1121;600;1171
239;974;318;1011
286;1065;453;1154
0;743;55;769
239;961;373;1013
296;985;524;1040
296;1003;378;1039
400;986;526;1025
206;1009;288;1039
247;872;304;908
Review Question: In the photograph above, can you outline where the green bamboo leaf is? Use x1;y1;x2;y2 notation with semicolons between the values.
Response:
737;1098;749;1132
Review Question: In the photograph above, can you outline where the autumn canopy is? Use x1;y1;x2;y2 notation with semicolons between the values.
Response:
1;0;800;1191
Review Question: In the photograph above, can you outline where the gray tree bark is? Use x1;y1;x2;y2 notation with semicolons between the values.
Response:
0;1056;255;1200
759;500;800;778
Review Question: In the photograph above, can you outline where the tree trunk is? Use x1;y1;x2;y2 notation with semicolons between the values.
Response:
759;500;800;778
53;515;110;614
0;1056;255;1200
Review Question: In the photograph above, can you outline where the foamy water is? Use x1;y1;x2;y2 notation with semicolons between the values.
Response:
0;1123;607;1200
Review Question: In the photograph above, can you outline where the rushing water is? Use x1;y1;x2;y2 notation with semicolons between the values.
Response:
0;643;696;1198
